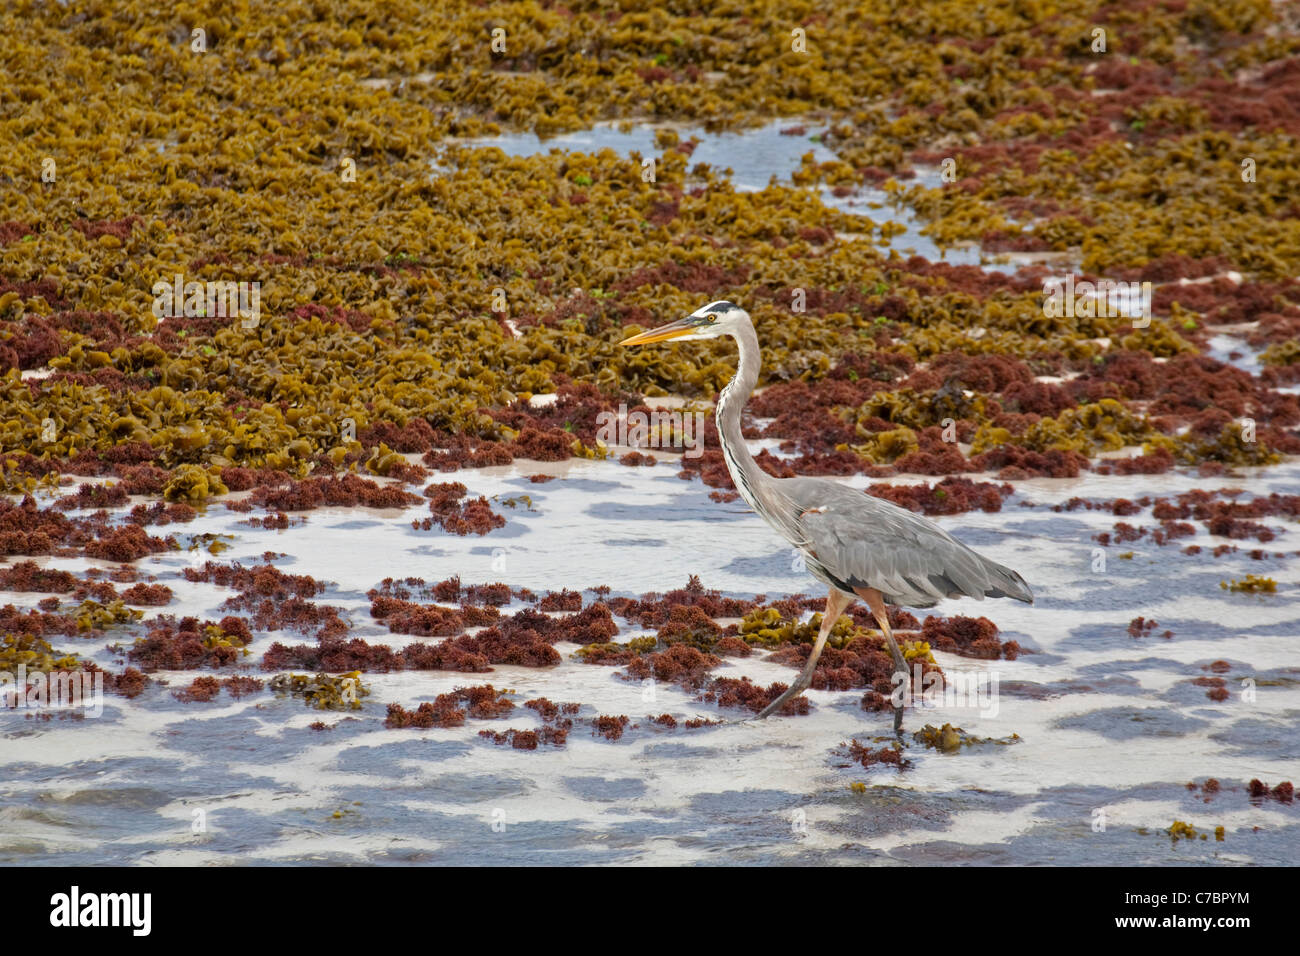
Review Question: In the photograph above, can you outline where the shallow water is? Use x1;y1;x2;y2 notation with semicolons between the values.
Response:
441;119;985;266
3;434;1298;865
6;123;1295;867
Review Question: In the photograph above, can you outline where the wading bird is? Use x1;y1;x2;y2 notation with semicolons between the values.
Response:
621;301;1033;732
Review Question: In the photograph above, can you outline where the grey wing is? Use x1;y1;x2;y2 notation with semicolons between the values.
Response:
784;478;1034;609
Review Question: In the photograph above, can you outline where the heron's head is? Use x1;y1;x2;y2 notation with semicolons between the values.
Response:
619;300;749;346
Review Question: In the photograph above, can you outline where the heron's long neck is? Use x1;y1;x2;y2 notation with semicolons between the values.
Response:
716;321;765;508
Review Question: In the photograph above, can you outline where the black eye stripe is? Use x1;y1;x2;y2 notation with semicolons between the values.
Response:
696;300;735;322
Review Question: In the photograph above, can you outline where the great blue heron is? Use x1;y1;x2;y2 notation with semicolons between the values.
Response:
621;300;1033;732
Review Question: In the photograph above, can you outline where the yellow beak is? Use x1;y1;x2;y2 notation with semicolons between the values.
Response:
620;316;697;346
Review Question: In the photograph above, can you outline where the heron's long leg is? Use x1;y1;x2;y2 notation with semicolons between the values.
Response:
754;587;854;719
857;587;909;737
